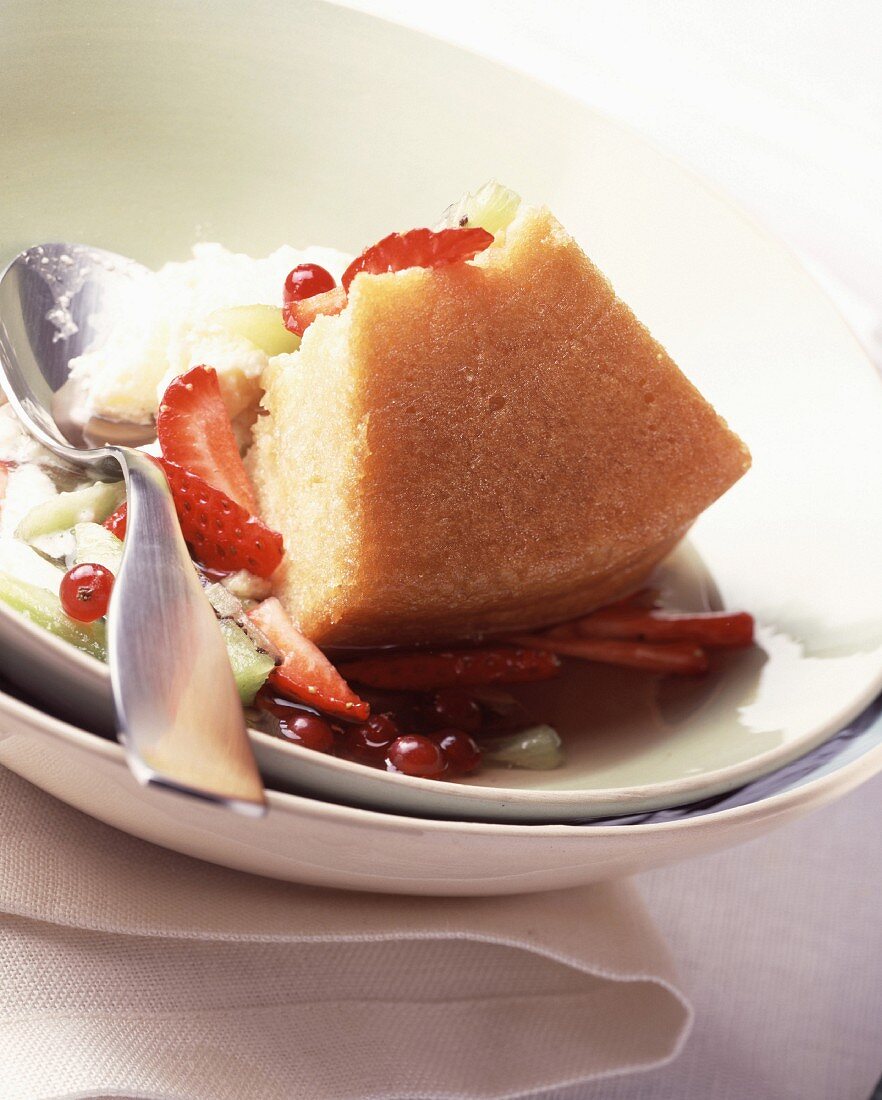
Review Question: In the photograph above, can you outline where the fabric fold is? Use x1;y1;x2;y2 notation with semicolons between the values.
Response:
0;769;692;1099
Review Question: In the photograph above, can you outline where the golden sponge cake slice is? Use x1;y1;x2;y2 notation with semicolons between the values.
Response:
249;203;750;646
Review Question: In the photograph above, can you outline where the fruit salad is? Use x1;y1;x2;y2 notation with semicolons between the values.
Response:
0;183;754;781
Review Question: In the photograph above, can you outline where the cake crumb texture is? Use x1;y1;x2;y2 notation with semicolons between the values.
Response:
249;206;750;645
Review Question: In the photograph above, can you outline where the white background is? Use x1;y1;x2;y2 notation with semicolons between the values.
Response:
339;3;882;1097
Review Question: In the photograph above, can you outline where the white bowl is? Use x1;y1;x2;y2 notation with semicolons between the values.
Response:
0;681;880;895
1;0;881;822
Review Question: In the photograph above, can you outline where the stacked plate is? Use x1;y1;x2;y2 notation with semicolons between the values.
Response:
1;0;881;894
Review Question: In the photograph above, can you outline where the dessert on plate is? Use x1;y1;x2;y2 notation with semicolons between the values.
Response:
0;183;753;781
251;194;749;647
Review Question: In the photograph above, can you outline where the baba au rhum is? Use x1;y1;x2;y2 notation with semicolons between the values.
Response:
249;196;750;646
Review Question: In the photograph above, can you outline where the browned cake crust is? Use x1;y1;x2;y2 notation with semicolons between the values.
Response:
249;205;750;646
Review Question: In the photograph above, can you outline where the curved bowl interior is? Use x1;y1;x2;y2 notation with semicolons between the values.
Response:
0;0;881;822
0;682;881;894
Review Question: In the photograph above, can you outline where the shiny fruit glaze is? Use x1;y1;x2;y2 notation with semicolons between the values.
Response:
60;563;114;623
386;734;447;779
423;688;483;733
430;729;482;774
277;712;335;752
251;596;754;783
283;263;336;305
341;713;401;763
256;686;484;779
337;646;561;691
255;688;335;753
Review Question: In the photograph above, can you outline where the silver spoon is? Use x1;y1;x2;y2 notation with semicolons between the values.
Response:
0;243;267;815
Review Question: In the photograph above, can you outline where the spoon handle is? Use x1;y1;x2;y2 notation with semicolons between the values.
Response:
106;448;266;815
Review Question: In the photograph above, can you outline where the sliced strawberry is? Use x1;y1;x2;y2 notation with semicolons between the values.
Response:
341;227;494;292
161;460;283;577
248;598;369;722
505;634;709;675
104;460;284;579
338;646;561;692
572;609;754;648
283;286;348;337
156;366;258;512
104;502;128;539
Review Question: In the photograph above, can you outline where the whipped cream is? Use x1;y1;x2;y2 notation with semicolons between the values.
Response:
68;242;351;425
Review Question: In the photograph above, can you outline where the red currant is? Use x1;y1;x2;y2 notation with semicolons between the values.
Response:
424;688;482;733
59;563;114;623
386;734;447;779
277;713;334;753
342;713;400;762
254;688;334;753
430;729;482;774
283;263;336;305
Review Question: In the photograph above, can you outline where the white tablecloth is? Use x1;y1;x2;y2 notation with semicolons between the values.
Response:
340;2;882;1096
564;770;882;1099
0;768;696;1100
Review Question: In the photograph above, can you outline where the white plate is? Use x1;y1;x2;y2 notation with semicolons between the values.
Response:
0;682;880;895
1;0;881;822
